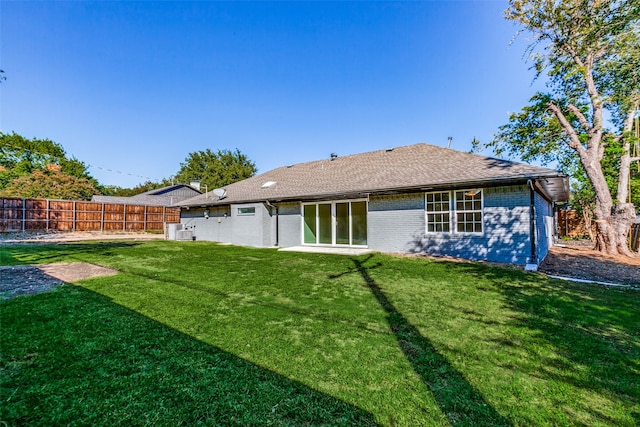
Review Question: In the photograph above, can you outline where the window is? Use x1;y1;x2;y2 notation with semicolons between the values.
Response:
237;207;255;215
425;190;483;234
426;192;450;232
301;200;367;246
455;190;482;233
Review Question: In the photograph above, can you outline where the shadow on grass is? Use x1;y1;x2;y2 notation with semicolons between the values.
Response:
450;261;640;412
331;255;512;426
0;286;377;426
0;241;141;265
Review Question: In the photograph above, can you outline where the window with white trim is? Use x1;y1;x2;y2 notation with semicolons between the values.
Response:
425;189;483;234
426;192;450;232
237;207;255;215
455;190;482;233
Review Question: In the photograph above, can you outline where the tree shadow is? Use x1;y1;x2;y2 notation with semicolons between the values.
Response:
450;261;640;408
405;208;530;265
331;255;512;426
0;241;141;264
1;286;378;426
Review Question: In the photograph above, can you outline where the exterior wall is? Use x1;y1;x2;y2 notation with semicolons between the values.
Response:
368;194;425;252
534;191;555;263
277;202;301;247
179;184;551;265
230;203;273;247
368;186;533;264
180;206;232;242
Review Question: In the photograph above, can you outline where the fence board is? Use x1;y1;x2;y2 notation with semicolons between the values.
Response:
0;197;180;233
631;224;640;253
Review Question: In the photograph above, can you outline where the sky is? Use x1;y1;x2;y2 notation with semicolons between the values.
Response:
1;1;547;188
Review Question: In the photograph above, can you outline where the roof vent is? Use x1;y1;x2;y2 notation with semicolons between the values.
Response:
385;147;394;152
330;153;338;160
190;180;201;191
261;181;277;189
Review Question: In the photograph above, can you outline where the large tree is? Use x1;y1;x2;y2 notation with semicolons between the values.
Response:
0;167;100;200
174;148;257;190
0;132;105;195
482;0;639;256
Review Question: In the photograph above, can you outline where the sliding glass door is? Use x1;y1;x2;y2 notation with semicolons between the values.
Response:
302;200;367;246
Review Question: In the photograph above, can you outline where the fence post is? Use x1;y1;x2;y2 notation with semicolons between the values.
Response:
123;204;127;231
143;205;147;231
46;199;50;231
22;198;26;232
101;203;105;232
72;200;76;232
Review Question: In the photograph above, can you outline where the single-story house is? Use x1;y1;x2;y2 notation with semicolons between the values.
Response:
93;184;201;207
175;143;569;265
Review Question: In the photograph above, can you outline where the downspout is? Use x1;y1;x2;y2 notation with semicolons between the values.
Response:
266;201;279;247
528;179;537;265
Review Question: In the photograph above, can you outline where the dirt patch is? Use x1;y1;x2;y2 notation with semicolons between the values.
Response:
0;263;118;300
539;242;640;286
0;231;164;244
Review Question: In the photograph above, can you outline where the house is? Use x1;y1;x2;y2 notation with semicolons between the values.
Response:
93;184;202;207
175;143;569;265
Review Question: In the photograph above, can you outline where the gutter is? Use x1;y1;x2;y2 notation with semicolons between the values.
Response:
178;175;565;208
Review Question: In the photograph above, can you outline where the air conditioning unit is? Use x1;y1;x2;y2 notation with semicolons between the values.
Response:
176;230;194;241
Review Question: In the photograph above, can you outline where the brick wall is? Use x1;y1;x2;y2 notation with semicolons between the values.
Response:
368;186;534;264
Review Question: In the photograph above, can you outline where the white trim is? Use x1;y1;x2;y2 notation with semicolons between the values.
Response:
301;198;368;248
425;189;484;235
237;207;256;216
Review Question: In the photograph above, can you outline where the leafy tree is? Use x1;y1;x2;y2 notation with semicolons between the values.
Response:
479;0;639;256
0;132;116;198
0;168;100;200
174;148;257;190
107;179;174;197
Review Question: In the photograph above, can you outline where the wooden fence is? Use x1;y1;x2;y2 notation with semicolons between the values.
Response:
631;223;640;253
0;197;180;233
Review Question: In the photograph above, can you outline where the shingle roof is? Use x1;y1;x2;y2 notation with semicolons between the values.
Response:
177;143;569;207
92;184;202;207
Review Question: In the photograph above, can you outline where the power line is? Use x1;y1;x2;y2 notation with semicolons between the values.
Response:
1;140;162;182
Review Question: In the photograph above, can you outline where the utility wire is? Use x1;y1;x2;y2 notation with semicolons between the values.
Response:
0;141;162;182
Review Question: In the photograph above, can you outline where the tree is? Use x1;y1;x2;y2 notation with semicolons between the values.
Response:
174;148;257;190
0;167;100;200
107;179;173;197
0;132;109;199
480;0;639;256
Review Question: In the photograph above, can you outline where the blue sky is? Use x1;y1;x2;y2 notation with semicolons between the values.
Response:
1;1;545;188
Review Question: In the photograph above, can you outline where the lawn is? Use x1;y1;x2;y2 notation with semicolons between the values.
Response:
1;241;638;426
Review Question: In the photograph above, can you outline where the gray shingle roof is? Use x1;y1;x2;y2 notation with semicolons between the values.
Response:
177;143;569;207
92;185;202;207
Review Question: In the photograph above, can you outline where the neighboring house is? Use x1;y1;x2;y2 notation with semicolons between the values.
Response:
93;184;202;207
176;143;569;265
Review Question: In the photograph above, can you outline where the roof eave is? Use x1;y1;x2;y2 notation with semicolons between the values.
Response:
176;172;569;208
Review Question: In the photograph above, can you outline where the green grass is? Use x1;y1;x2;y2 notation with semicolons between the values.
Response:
1;241;639;426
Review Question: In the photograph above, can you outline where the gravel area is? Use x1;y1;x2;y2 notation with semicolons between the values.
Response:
539;241;640;286
0;263;118;300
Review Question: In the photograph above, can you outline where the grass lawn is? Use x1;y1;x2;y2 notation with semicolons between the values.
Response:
1;241;638;426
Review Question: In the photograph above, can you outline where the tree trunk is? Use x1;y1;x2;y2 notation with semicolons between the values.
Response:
580;148;636;257
593;203;636;256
